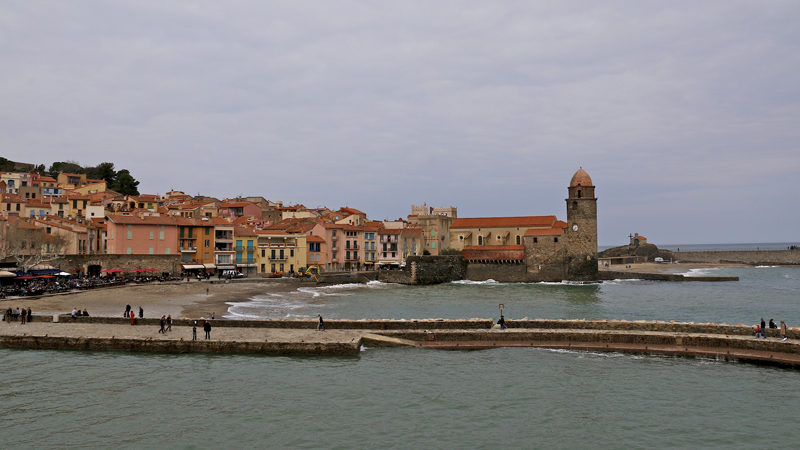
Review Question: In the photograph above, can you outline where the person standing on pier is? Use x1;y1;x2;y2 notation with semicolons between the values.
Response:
167;315;172;332
124;304;131;318
498;315;506;330
192;322;197;340
159;316;166;334
317;314;325;331
204;320;211;339
130;312;135;326
781;321;788;340
761;318;766;339
138;306;143;318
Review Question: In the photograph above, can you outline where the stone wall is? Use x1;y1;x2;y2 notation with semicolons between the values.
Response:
677;250;800;265
56;254;183;275
465;262;527;282
376;255;467;285
599;271;739;282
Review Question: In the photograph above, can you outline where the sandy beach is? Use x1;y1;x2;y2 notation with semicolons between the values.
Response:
0;280;310;320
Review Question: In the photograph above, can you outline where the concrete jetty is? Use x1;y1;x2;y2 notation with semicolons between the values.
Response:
1;317;798;367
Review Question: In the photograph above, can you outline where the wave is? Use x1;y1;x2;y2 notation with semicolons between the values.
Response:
451;279;500;285
681;268;719;277
755;265;779;268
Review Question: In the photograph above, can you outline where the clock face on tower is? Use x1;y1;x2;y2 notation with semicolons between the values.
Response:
572;224;579;231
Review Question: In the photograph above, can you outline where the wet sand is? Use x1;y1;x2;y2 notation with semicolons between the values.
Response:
0;280;308;319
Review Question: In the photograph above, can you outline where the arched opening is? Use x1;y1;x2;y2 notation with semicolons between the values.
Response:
577;190;582;198
571;201;578;210
516;235;520;245
478;236;483;246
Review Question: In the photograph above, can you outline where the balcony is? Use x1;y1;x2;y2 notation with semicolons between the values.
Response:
180;247;198;253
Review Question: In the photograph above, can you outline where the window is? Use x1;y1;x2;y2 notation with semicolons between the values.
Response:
534;237;538;244
205;252;209;260
478;236;483;245
332;252;337;259
127;230;132;240
150;232;154;240
247;241;253;251
236;253;242;263
261;264;266;272
516;235;521;245
165;248;171;254
247;253;253;263
432;242;436;249
149;248;154;254
271;264;276;272
577;190;582;198
346;251;351;260
279;264;284;272
205;227;210;235
262;250;266;257
572;201;578;210
290;249;294;257
159;231;164;240
127;247;132;254
279;249;284;259
271;249;276;259
236;240;242;251
205;240;210;247
554;237;558;243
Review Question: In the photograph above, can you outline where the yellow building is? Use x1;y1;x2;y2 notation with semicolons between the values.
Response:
255;230;307;275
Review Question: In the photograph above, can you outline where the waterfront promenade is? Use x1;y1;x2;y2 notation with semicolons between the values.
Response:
2;317;799;367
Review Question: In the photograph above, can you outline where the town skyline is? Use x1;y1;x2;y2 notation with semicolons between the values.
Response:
2;2;799;246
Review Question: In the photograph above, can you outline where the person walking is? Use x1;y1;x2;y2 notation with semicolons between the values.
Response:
316;314;325;331
497;315;506;330
159;316;166;334
192;321;197;340
754;324;763;339
204;320;211;339
761;318;767;339
125;304;131;318
167;315;172;332
138;306;143;318
781;321;788;341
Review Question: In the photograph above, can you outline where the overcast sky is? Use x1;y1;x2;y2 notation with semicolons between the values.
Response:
2;1;798;246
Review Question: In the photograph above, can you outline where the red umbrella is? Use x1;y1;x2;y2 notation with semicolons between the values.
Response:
15;276;37;280
37;275;55;278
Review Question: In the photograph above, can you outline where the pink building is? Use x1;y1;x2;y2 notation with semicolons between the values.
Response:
218;201;262;221
106;214;183;255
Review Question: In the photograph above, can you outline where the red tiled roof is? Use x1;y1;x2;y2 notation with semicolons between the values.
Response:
307;234;326;243
451;216;557;229
523;228;564;236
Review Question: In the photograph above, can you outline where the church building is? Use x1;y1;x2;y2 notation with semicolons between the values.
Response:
453;168;598;282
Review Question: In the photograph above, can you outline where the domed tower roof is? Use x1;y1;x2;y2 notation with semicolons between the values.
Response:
570;167;593;187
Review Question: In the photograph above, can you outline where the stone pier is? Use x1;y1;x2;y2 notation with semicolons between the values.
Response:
1;317;798;367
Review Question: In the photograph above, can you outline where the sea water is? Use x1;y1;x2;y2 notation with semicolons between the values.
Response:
3;266;800;449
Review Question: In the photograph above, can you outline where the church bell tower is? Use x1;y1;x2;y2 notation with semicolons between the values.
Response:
565;168;598;280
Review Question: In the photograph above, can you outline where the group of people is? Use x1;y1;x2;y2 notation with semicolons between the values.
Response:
4;307;32;324
123;304;144;319
158;315;173;334
191;320;212;339
754;318;789;341
70;308;90;318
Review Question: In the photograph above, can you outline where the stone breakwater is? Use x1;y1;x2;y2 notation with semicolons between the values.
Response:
677;250;800;265
1;318;798;366
599;271;739;281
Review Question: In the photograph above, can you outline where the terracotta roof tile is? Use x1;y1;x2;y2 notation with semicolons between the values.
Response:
451;216;557;229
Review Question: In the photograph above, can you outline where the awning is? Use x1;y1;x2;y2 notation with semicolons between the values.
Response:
216;265;235;270
181;264;204;270
0;271;16;277
236;263;256;267
363;261;374;265
377;261;400;265
203;263;216;269
31;264;56;270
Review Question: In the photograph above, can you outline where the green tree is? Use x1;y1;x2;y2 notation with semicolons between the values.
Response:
0;157;15;171
84;162;116;183
111;169;140;195
48;161;83;178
